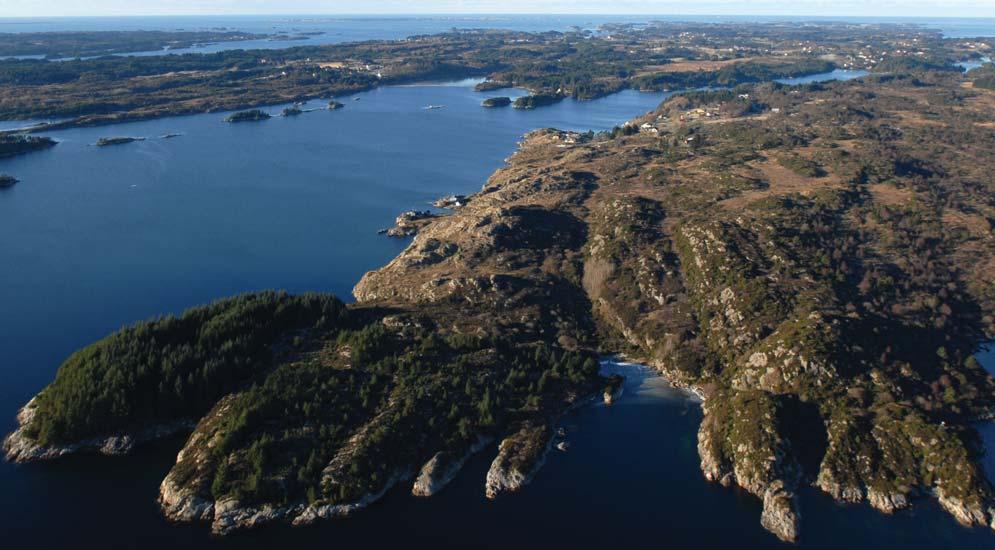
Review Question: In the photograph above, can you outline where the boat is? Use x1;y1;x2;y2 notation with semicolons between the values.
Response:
423;105;446;110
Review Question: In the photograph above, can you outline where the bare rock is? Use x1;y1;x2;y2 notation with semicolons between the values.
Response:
382;210;439;237
485;422;552;499
4;397;191;463
412;436;492;497
159;476;214;523
867;488;910;514
760;480;800;543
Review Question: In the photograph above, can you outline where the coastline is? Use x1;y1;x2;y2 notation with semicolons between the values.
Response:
3;397;194;463
2;25;994;547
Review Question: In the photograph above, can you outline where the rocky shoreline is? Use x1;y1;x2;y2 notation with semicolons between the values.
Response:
485;422;553;499
3;397;191;463
379;210;440;237
413;436;494;497
160;467;412;534
606;358;805;540
163;380;624;534
6;71;995;545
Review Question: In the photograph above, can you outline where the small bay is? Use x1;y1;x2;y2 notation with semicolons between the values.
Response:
1;70;994;548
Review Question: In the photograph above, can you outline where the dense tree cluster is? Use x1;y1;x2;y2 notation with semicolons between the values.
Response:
27;292;346;446
632;59;835;91
0;134;56;158
169;319;602;507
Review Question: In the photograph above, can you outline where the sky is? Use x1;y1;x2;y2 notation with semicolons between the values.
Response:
0;0;994;18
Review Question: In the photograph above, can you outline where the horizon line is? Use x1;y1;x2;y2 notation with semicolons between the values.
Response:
1;13;994;20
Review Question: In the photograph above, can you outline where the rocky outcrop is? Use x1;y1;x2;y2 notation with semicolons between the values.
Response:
603;387;619;405
188;470;409;534
161;430;411;535
867;488;910;514
162;472;408;535
159;475;215;523
433;194;470;209
760;480;800;543
291;470;409;527
3;397;191;463
381;210;440;237
696;390;802;543
485;422;553;499
412;436;492;497
936;490;991;529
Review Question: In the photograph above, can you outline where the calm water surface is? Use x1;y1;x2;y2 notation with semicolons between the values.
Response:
2;74;995;548
777;69;869;85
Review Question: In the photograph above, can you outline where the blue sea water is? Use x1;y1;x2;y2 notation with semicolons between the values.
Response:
1;14;995;548
776;69;870;85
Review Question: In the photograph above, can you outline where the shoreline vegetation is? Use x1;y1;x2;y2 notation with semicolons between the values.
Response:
95;136;144;146
0;30;275;59
481;96;511;108
4;22;995;544
0;134;56;158
225;109;271;123
1;22;983;137
513;93;564;110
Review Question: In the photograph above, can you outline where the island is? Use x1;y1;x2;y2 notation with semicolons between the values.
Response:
1;22;982;132
225;110;271;123
0;134;56;159
0;174;17;188
4;26;995;546
481;97;512;108
95;136;144;146
281;106;304;117
513;93;565;110
328;100;345;110
0;30;271;58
